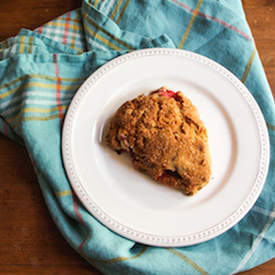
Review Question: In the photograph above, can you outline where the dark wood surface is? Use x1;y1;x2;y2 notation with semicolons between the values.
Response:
0;0;274;274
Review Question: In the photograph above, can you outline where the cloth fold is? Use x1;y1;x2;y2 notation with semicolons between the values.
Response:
0;0;274;274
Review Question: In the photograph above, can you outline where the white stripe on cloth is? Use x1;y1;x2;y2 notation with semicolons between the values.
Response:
42;26;83;40
0;49;9;59
10;44;18;56
105;0;116;16
43;26;55;42
233;205;275;274
1;39;16;58
100;0;110;12
252;206;275;218
87;37;109;51
1;92;73;112
40;27;85;49
1;89;74;102
2;98;71;117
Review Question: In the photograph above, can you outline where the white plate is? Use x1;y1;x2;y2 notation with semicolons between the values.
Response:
62;48;270;247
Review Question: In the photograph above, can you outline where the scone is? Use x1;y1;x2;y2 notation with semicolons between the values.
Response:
106;87;211;195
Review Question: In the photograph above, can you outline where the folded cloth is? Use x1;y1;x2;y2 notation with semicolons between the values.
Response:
0;0;274;274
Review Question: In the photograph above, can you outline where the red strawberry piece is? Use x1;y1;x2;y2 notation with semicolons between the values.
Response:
158;88;176;98
157;170;168;182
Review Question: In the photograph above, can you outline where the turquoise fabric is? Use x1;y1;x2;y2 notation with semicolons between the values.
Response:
0;0;274;274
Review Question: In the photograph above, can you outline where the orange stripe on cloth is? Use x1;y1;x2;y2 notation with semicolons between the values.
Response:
72;194;89;251
72;195;84;224
172;0;252;41
37;26;43;34
78;232;89;252
53;54;64;125
60;18;80;23
63;12;71;45
178;0;203;48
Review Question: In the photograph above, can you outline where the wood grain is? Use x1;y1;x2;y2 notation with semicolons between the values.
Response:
242;0;275;98
0;0;274;274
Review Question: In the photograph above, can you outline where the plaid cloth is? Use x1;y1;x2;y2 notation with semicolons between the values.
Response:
0;0;274;274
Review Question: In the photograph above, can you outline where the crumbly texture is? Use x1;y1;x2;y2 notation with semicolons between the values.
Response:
106;87;211;195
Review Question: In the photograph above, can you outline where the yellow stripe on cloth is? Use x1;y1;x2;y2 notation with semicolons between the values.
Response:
70;23;81;52
0;77;27;90
7;105;68;123
168;248;209;275
22;114;62;122
19;36;25;53
0;82;79;100
116;0;130;24
0;85;26;99
83;21;122;51
178;0;203;48
241;48;256;83
23;105;68;113
110;0;124;20
94;0;101;8
0;75;84;90
70;46;84;53
28;37;34;53
26;74;84;82
0;40;5;48
8;113;62;123
267;123;275;131
93;247;147;264
83;12;134;50
56;190;72;197
47;21;80;31
1;39;9;49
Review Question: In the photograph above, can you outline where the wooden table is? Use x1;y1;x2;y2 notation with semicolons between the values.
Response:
0;0;274;274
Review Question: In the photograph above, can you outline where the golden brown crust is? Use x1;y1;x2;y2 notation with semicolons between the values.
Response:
106;87;211;195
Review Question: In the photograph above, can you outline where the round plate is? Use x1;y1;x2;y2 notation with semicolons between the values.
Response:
62;48;270;247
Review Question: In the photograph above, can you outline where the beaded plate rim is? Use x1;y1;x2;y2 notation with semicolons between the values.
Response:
62;48;270;247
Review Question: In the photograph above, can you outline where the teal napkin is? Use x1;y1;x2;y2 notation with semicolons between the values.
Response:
0;1;274;274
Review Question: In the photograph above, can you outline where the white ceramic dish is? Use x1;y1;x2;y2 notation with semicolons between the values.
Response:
62;48;270;247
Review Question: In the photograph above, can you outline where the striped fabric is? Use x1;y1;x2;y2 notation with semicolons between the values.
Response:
0;1;274;274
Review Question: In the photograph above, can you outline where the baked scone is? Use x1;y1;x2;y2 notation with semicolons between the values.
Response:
106;87;211;195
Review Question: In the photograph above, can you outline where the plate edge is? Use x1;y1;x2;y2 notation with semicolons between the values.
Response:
61;48;270;247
